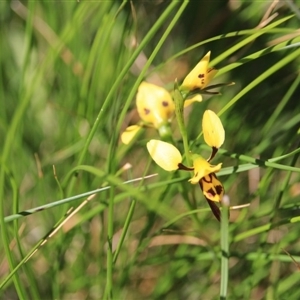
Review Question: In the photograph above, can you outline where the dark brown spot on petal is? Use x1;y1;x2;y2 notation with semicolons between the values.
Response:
207;188;216;197
144;108;150;115
162;101;169;107
198;74;205;78
215;185;223;195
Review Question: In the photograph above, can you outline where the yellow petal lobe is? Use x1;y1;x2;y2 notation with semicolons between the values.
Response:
121;125;142;145
147;140;182;171
184;94;203;108
202;110;225;148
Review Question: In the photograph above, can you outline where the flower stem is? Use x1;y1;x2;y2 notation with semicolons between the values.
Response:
220;195;230;299
174;84;191;166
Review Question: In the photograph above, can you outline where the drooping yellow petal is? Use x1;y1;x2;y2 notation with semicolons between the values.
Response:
136;82;175;129
184;94;203;108
202;110;225;148
188;155;222;184
199;173;224;202
181;51;217;91
121;125;142;145
147;140;182;171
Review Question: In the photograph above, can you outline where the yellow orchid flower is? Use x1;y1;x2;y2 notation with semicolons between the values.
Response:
147;142;224;199
147;140;182;171
136;82;175;128
202;110;225;149
147;140;225;220
188;155;222;184
181;51;218;91
121;82;175;144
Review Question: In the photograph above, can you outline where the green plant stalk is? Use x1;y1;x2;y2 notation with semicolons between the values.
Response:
233;222;275;242
220;198;230;299
113;158;152;264
210;146;300;173
11;174;40;299
113;170;139;264
174;86;192;166
3;172;155;220
113;199;136;264
104;187;116;300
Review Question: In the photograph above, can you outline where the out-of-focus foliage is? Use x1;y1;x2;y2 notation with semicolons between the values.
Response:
1;1;300;299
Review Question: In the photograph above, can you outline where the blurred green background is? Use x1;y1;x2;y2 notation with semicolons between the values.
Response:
1;1;300;299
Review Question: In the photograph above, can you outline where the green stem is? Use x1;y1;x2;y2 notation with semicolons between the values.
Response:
104;187;115;300
220;196;230;299
113;199;136;264
174;86;191;166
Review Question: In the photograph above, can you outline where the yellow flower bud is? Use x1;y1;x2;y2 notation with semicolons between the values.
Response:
136;82;175;128
147;140;182;171
121;125;142;145
181;51;218;91
202;110;225;148
188;155;222;184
